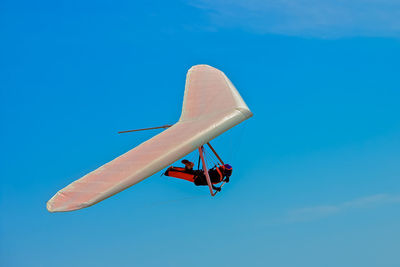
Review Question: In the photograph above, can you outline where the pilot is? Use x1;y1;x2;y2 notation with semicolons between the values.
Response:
193;164;233;191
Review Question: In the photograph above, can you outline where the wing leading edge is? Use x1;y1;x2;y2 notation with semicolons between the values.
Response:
47;65;252;212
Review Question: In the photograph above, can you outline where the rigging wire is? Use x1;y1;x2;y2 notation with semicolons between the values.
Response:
205;145;220;167
204;148;212;168
207;148;218;168
209;147;220;165
187;151;196;165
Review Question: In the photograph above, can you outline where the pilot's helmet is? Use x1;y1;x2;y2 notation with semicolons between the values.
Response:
223;164;233;177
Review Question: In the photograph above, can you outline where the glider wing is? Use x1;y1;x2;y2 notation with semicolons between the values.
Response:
47;65;252;212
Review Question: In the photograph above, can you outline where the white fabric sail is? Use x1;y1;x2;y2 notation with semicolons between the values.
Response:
47;65;252;212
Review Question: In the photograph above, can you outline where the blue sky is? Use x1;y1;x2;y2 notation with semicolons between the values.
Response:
1;1;400;266
190;0;400;38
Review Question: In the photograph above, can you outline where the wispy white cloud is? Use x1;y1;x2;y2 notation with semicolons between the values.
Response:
284;194;400;222
190;0;400;38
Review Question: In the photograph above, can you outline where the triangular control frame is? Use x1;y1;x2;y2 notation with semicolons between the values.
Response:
198;142;226;196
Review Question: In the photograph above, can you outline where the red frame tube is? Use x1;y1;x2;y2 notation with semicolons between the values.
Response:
198;146;216;196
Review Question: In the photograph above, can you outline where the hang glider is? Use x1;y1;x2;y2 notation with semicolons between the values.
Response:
47;64;253;212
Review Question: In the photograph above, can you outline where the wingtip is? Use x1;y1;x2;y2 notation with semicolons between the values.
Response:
46;200;58;213
189;64;218;72
46;192;84;213
236;107;253;119
46;200;86;213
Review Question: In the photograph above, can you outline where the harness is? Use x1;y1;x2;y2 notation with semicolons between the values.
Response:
164;167;196;182
164;143;230;196
215;164;225;182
